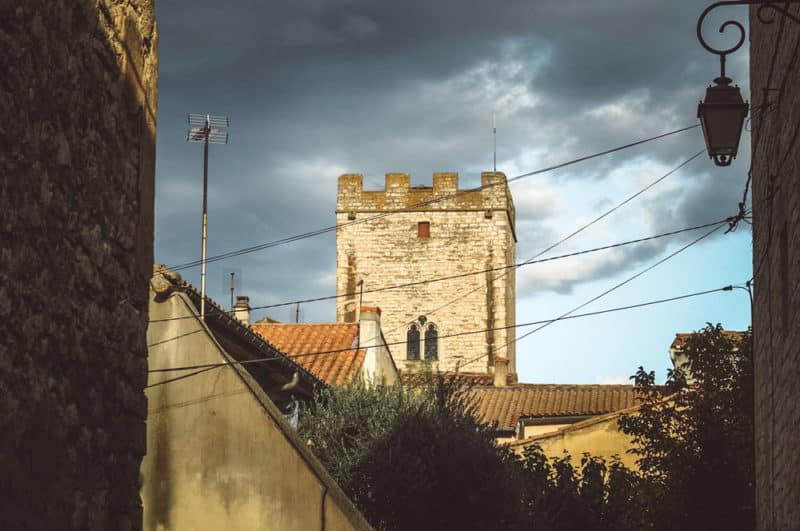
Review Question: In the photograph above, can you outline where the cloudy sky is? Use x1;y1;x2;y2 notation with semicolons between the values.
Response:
153;0;754;384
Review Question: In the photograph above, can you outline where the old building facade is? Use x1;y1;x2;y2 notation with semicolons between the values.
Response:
749;5;800;529
336;172;516;375
0;1;157;529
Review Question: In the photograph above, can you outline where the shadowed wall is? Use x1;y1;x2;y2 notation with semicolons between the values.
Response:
0;1;157;529
749;4;800;529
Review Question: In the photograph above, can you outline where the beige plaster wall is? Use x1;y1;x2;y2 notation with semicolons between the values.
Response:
144;289;371;531
522;423;572;439
511;414;638;470
335;173;516;375
358;311;399;386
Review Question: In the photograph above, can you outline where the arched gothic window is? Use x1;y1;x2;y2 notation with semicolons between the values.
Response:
424;324;438;361
407;324;420;360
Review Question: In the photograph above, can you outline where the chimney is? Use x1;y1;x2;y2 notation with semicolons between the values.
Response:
493;357;509;387
234;295;251;325
358;306;381;349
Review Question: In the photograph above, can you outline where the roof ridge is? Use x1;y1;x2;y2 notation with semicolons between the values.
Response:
252;322;359;328
472;383;634;390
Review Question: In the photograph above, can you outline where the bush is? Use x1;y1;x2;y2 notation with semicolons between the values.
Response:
298;374;524;530
618;324;754;530
299;324;754;530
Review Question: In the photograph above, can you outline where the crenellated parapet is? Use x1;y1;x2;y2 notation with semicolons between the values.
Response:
337;172;515;235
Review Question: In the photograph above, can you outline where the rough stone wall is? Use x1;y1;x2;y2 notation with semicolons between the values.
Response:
0;1;157;530
336;172;516;374
749;6;800;530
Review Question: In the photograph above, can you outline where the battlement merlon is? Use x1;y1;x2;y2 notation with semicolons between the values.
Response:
337;172;515;228
481;172;516;233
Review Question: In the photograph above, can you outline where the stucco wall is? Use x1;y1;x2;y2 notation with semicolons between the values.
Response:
358;310;399;386
749;6;800;529
510;414;638;470
522;423;572;439
145;290;371;531
336;173;516;375
360;339;400;386
0;1;157;529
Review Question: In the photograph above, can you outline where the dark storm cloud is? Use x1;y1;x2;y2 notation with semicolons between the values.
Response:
154;0;753;306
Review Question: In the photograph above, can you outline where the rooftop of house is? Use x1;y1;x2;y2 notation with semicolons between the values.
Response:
507;400;646;450
468;384;640;431
670;330;747;350
250;321;366;386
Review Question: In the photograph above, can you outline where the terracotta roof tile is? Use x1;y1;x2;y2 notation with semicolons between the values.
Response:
251;323;365;386
469;384;640;430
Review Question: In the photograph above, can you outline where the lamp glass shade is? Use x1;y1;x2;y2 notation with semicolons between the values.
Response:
697;81;749;166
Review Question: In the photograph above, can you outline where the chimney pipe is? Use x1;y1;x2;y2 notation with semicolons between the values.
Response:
234;295;251;325
493;357;509;387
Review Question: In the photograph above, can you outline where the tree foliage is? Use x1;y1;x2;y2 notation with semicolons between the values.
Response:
518;447;649;530
299;324;754;530
298;374;525;530
618;323;754;530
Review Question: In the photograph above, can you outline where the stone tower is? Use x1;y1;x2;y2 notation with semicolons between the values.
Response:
336;172;516;376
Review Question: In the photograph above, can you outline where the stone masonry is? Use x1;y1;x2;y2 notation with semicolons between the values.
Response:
0;1;157;530
749;5;800;529
336;172;516;375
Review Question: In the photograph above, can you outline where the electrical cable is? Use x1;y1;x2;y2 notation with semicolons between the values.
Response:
147;216;728;324
159;124;700;273
460;221;726;369
147;282;738;379
382;149;705;338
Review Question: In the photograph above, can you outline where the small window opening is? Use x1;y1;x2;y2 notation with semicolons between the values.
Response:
424;324;438;361
418;221;430;238
407;324;420;360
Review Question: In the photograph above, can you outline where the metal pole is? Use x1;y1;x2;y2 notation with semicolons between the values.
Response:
295;302;300;323
200;118;209;320
187;113;228;321
493;112;497;172
230;272;235;312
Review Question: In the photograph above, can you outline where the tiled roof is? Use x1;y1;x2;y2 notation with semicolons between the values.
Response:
401;371;518;387
469;384;640;430
670;330;746;350
150;265;323;393
251;323;365;386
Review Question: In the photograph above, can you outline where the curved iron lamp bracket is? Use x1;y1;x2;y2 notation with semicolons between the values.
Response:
698;0;800;80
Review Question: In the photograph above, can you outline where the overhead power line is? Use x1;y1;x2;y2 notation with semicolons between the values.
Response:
147;282;738;382
160;124;700;273
147;217;728;325
382;149;705;338
459;221;727;369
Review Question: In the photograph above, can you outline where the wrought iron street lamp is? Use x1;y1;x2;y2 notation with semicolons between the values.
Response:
696;1;800;166
697;76;749;167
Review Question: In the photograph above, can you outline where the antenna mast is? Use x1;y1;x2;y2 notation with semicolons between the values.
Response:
186;113;230;320
493;112;497;172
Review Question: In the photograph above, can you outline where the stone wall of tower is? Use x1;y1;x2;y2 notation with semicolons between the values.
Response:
336;172;516;375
